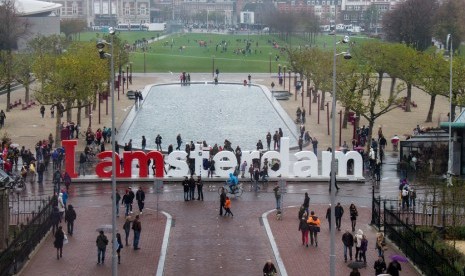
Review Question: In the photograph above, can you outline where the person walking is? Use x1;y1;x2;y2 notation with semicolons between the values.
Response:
176;134;182;150
349;268;361;276
386;260;402;276
78;152;87;176
196;176;204;201
96;230;109;264
303;192;310;215
262;260;277;276
63;171;72;191
354;229;364;262
136;187;145;214
116;233;123;264
123;216;131;246
312;137;318;156
325;204;332;230
114;189;121;217
219;188;226;216
122;189;131;216
335;202;344;231
224;196;233;217
40;105;45;118
375;232;386;258
64;205;77;236
141;136;146;150
58;193;65;221
266;132;271;150
183;177;190;201
54;226;65;260
51;205;61;234
240;161;247;178
298;213;309;247
349;202;358;232
342;229;354;262
273;184;281;210
128;187;135;213
188;175;196;201
307;211;321;247
132;215;142;250
374;256;387;275
360;234;368;264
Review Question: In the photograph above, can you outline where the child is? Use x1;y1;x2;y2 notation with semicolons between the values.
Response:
224;196;233;217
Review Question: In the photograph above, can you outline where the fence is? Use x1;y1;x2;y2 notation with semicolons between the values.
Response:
372;197;465;231
9;195;51;226
383;204;459;275
0;196;53;276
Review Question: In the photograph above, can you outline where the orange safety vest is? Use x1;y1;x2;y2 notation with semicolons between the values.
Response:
307;215;321;227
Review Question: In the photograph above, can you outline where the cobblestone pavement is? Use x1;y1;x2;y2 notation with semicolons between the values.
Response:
19;182;420;276
268;205;420;276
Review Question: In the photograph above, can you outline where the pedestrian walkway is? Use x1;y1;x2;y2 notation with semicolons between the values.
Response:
267;205;420;276
20;195;166;276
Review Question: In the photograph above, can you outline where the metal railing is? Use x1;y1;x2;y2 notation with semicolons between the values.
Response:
0;197;53;276
383;204;459;275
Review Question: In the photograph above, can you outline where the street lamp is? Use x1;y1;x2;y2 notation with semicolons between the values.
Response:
96;27;118;276
269;53;272;74
446;34;453;187
329;11;352;275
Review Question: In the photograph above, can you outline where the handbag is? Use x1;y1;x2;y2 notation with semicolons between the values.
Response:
63;234;68;245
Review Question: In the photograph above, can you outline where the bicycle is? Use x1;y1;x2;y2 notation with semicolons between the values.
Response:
218;182;243;197
5;174;25;193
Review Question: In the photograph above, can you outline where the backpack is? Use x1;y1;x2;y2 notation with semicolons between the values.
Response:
402;189;409;197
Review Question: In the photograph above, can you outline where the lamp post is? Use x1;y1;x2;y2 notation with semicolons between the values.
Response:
126;65;129;89
143;47;146;74
283;66;286;88
212;56;215;77
96;27;117;276
447;34;453;187
269;53;272;74
129;62;133;84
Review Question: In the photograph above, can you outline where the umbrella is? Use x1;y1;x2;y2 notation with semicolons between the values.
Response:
96;224;113;233
390;254;408;263
10;143;19;148
347;261;366;269
354;146;365;150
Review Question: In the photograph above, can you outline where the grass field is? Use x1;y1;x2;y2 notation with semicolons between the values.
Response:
128;32;370;73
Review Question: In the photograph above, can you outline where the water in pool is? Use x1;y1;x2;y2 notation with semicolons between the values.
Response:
118;83;299;150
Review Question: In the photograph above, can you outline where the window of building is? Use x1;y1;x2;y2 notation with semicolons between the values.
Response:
72;2;78;14
124;3;130;15
140;4;147;15
344;14;349;20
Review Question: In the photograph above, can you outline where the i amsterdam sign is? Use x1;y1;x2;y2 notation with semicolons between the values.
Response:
62;138;364;179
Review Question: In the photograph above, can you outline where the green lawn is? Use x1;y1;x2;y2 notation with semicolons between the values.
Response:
73;31;371;73
129;32;370;73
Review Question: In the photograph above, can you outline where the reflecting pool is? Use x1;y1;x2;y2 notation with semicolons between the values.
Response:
118;83;299;150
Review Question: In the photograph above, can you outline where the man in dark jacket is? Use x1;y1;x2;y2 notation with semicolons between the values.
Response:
188;176;196;201
96;230;109;264
342;229;354;262
374;256;387;275
303;192;310;215
132;215;142;250
136;187;145;214
64;204;77;236
128;187;135;213
219;188;226;216
335;202;344;231
51;206;61;234
182;177;189;201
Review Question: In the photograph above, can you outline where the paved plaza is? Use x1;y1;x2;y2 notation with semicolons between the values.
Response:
1;72;444;275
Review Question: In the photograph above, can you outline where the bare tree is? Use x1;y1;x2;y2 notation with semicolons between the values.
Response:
0;0;30;111
382;0;438;51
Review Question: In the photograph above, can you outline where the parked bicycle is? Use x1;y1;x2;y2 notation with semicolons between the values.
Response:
5;174;25;192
